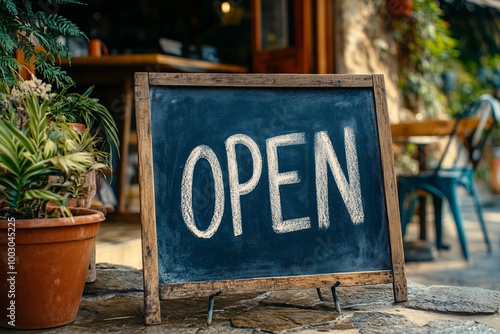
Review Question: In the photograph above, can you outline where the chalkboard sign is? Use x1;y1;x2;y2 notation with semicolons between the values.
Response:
135;73;407;325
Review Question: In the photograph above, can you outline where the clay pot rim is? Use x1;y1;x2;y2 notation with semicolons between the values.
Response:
0;207;105;229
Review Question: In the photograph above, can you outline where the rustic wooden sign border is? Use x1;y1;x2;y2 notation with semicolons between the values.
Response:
134;73;407;325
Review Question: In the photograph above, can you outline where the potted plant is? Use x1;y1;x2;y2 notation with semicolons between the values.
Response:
0;80;107;328
0;0;119;179
0;0;119;329
0;77;115;329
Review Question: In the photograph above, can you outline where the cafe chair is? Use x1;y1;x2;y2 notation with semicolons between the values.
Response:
398;95;500;260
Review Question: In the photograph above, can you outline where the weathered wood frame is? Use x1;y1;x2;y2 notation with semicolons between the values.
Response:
135;73;407;325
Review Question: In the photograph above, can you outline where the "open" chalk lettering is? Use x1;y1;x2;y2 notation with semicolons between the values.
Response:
180;127;364;238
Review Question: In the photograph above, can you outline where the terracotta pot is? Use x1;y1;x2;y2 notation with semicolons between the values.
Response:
386;0;413;16
0;208;105;329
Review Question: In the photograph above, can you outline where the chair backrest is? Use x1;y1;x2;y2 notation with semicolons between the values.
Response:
434;94;500;174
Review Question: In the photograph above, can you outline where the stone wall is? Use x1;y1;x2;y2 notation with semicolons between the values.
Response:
335;0;403;123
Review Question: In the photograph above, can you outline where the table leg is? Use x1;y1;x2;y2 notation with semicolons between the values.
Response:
417;144;427;240
418;196;427;240
117;77;133;213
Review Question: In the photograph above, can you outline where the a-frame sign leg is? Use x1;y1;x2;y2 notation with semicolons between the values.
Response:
331;281;341;313
316;288;325;301
207;291;222;325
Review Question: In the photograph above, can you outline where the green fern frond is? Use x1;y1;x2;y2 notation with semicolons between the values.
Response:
34;59;75;88
0;55;20;82
35;12;83;37
0;30;16;55
20;0;33;18
0;0;18;16
0;0;85;88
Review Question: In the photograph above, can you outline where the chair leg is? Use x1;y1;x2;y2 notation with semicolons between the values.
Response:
466;178;492;254
398;184;412;237
432;194;446;250
401;193;419;236
442;185;469;260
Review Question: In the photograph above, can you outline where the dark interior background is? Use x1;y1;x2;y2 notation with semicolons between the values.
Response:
59;0;253;66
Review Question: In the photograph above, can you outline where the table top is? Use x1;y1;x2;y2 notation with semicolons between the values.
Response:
62;53;248;73
390;118;482;141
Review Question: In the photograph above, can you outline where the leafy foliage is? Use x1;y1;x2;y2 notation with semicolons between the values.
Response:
0;0;85;88
443;55;500;117
0;1;120;218
51;86;120;166
391;0;459;117
0;79;109;219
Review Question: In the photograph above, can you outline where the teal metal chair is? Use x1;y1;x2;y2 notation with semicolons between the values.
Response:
398;95;500;260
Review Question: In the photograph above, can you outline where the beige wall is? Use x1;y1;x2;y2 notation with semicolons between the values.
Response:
335;0;402;123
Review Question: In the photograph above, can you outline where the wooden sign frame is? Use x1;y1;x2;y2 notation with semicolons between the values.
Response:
135;73;407;325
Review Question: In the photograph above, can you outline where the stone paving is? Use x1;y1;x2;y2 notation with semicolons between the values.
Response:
2;264;498;333
404;187;500;292
3;186;500;333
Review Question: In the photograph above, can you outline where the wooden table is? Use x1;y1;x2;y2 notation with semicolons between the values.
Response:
390;117;482;240
62;54;247;213
63;53;247;76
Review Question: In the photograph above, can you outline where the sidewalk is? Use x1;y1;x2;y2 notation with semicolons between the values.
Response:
404;185;500;291
4;266;499;333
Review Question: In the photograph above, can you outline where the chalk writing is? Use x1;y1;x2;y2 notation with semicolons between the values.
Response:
181;145;224;238
266;132;311;234
180;128;364;238
225;134;263;236
315;128;364;228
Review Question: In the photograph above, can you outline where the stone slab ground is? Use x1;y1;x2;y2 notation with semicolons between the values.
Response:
3;265;499;333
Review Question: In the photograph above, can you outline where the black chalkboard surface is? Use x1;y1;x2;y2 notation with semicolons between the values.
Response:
135;73;407;325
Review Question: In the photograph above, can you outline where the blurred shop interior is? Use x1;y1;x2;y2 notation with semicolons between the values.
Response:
57;0;500;215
